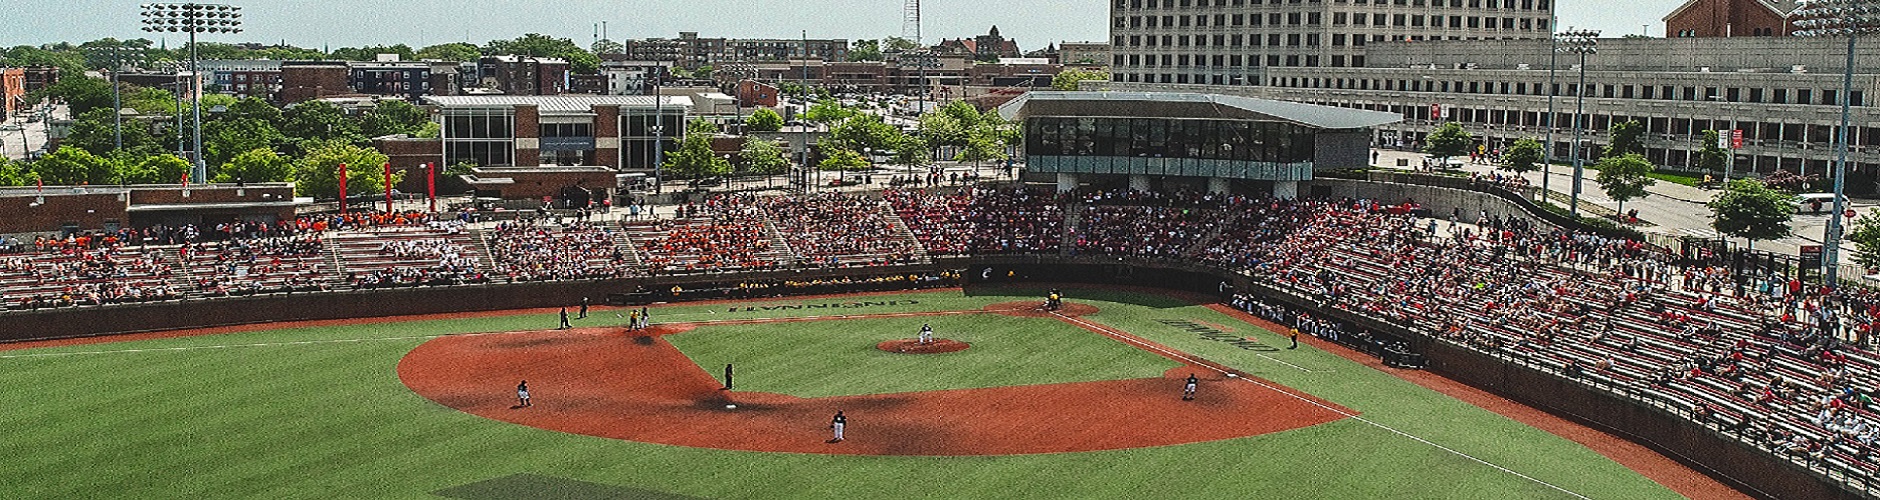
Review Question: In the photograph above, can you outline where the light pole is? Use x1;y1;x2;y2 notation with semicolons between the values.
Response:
1794;0;1879;287
86;44;146;152
1544;14;1558;200
800;30;813;193
141;2;242;184
1556;28;1599;217
652;77;664;195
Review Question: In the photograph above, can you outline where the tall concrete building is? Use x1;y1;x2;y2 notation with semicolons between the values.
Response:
1109;0;1554;85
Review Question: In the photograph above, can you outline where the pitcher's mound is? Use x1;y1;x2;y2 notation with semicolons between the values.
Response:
877;338;970;354
984;301;1098;317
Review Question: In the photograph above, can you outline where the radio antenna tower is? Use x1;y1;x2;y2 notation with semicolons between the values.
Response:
902;0;921;44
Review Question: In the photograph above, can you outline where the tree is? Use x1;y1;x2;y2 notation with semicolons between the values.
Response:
360;100;430;138
664;133;731;182
1604;120;1644;158
1501;137;1544;174
37;75;113;114
1849;212;1880;270
1694;130;1729;178
745;107;783;132
415;42;482;62
281;100;364;151
591;39;625;56
29;146;118;185
739;138;789;175
1708;178;1794;251
917;111;968;150
1762;170;1819;194
1051;68;1109;91
818;148;869;172
956;134;1008;165
882;37;920;52
214;148;293;183
114;153;190;185
1423;122;1472;160
223;96;283;124
483;34;599;73
202;117;285;169
64;108;163;156
329;44;415;62
120;84;179;115
804;99;857;124
0;158;32;186
848;39;883;61
686;117;720;135
827;114;902;153
1594;153;1656;216
891;134;930;168
293;141;395;199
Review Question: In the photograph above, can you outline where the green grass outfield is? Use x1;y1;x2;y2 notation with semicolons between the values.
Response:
0;287;1684;499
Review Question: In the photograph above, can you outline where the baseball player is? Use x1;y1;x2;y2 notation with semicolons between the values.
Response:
627;310;640;331
578;297;589;319
829;410;847;442
558;308;571;329
1182;374;1198;401
918;323;934;344
517;380;532;407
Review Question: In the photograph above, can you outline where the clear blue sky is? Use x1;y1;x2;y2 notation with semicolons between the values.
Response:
7;0;1677;50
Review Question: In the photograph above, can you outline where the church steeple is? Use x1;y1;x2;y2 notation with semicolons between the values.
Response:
989;25;1000;38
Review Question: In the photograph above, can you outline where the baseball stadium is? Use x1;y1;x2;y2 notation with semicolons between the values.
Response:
0;93;1870;500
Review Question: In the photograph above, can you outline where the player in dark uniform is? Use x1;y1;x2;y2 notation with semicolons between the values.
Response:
1182;374;1199;401
829;410;847;442
558;308;571;329
517;380;532;407
578;297;589;319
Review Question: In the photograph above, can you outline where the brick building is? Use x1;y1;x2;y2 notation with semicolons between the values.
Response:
278;61;354;103
425;94;691;173
477;55;570;96
1663;0;1797;37
2;68;24;121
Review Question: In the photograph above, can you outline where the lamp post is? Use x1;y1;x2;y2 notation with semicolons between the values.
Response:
1544;15;1558;200
85;44;146;152
141;2;242;184
1793;0;1879;288
1556;28;1599;217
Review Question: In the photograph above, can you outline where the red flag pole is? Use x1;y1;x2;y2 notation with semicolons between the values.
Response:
337;163;348;217
426;163;437;213
383;162;393;213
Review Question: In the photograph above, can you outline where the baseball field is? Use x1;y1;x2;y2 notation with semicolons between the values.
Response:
0;285;1728;498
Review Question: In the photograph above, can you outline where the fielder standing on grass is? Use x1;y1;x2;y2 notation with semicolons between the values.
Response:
829;410;846;442
558;308;572;329
1182;374;1199;401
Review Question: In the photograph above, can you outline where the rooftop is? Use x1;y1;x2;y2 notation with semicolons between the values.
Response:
997;91;1402;129
424;95;695;114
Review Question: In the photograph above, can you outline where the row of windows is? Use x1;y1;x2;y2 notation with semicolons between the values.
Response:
1114;12;1546;30
1116;0;1548;9
1115;31;1539;48
1025;117;1315;163
1118;53;1369;68
1324;100;1880;150
1266;75;1869;107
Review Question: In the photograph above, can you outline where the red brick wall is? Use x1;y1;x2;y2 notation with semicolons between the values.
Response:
0;193;127;233
1666;0;1791;37
514;105;541;166
476;169;614;200
127;186;293;205
373;136;444;192
279;65;352;103
593;105;621;168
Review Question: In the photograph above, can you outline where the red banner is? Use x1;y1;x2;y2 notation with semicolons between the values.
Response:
383;162;393;213
338;163;349;216
426;163;437;213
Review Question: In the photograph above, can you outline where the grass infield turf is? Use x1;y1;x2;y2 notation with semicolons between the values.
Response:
0;287;1683;499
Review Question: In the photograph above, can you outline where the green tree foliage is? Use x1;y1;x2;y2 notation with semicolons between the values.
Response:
739;138;789;175
416;42;482;62
202;117;286;169
120;84;179;115
293;141;395;199
0;45;88;76
483;34;599;73
891;134;930;167
38;75;114;114
1593;153;1657;215
1423;122;1473;160
827;114;903;153
745;107;784;132
848;40;884;61
281;100;365;151
918;111;967;150
63;108;163;156
882;37;920;52
114;153;191;185
804;99;858;124
360;100;431;138
214;148;293;184
0;158;33;186
591;39;625;56
1050;68;1110;91
956;134;1008;165
224;97;283;124
1695;130;1729;175
1761;170;1819;194
1501;137;1545;174
686;117;720;135
664;133;732;181
1849;212;1880;270
1604;120;1645;158
818;148;870;172
1708;178;1794;251
30;146;118;185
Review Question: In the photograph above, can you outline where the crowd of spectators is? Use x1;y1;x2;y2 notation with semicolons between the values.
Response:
887;186;1063;255
628;195;783;274
486;221;638;281
764;193;919;267
183;235;329;297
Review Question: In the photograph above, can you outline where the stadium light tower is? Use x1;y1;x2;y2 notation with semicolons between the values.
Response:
1793;0;1880;287
84;44;148;152
1555;28;1598;217
141;2;242;184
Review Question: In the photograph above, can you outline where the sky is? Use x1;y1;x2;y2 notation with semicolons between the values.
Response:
5;0;1679;50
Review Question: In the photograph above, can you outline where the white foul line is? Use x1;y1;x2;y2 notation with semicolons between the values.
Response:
1051;312;1592;500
